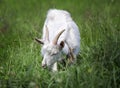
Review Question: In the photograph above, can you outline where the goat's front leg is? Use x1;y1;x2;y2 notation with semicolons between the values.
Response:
65;41;76;64
67;48;76;64
52;62;58;72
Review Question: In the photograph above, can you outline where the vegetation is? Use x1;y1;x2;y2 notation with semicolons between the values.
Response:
0;0;120;88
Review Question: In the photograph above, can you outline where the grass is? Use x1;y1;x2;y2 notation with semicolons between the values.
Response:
0;0;120;88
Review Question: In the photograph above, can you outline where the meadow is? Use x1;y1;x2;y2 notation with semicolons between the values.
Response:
0;0;120;88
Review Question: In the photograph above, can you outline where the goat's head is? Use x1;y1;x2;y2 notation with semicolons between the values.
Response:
35;26;65;70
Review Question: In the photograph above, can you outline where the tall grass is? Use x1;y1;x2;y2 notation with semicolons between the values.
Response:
0;0;120;88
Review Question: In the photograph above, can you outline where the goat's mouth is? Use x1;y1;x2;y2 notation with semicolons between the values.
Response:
42;64;53;69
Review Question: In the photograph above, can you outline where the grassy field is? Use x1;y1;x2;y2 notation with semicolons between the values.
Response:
0;0;120;88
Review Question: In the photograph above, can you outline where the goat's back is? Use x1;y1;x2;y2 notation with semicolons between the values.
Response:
42;9;80;55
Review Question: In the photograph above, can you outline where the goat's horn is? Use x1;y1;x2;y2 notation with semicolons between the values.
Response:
35;38;44;44
45;25;49;41
53;29;65;45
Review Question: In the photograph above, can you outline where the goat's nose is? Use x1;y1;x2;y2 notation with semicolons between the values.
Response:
42;64;47;68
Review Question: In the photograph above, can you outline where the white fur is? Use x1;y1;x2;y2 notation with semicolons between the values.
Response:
41;9;80;71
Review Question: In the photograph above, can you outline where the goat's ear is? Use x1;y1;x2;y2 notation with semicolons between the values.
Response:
35;38;44;44
59;41;64;49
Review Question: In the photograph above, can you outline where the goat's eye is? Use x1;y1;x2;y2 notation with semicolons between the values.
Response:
51;53;58;56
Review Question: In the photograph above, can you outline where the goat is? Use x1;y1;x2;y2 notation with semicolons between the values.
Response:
35;9;80;71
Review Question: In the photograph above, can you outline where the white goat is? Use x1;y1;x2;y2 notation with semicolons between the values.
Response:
35;9;80;71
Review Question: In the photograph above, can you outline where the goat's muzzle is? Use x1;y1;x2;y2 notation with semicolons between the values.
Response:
42;64;47;69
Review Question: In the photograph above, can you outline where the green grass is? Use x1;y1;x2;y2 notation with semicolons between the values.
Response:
0;0;120;88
